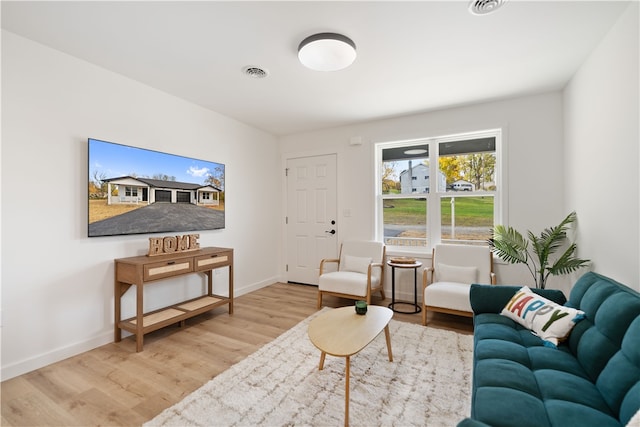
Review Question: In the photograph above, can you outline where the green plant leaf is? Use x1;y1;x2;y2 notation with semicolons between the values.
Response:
489;212;589;289
489;225;528;264
547;243;590;276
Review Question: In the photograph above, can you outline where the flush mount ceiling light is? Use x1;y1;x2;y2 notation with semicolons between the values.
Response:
404;149;427;155
298;32;357;71
468;0;507;15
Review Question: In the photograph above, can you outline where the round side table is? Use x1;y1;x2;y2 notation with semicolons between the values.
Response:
387;260;423;314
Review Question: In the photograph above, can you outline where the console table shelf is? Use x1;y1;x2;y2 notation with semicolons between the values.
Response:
114;247;233;352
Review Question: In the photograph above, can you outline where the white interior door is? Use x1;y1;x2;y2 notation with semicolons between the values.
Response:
286;154;338;285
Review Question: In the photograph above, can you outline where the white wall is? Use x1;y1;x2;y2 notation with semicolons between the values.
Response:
564;2;639;290
1;31;281;380
279;92;567;295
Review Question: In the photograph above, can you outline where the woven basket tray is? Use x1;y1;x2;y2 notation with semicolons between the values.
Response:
390;257;417;264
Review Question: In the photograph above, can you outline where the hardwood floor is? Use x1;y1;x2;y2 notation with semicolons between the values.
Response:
1;282;473;426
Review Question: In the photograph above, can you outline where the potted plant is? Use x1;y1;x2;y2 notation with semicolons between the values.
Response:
488;211;590;289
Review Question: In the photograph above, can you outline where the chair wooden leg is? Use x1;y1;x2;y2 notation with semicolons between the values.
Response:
422;305;427;326
317;291;322;309
379;287;386;300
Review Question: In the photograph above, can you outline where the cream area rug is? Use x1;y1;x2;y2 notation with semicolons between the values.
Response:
144;309;474;427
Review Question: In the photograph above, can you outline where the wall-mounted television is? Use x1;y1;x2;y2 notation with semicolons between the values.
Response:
88;138;225;237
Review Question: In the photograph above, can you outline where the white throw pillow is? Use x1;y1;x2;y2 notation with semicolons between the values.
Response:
500;286;586;348
437;263;477;284
341;255;372;274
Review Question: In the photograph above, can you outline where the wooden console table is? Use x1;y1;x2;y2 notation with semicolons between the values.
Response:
114;246;233;352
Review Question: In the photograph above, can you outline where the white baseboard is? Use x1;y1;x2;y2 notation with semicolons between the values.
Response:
0;278;278;382
235;276;278;297
1;331;114;381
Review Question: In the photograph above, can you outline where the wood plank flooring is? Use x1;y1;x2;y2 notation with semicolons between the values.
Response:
1;282;473;426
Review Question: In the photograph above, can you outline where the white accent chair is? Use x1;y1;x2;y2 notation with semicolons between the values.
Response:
422;244;496;325
317;241;386;309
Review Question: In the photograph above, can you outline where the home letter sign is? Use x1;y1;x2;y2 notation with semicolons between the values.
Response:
148;234;200;256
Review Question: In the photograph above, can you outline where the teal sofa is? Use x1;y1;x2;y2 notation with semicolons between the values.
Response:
458;272;640;427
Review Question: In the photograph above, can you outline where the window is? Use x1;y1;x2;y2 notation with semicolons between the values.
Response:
377;130;502;249
125;186;138;197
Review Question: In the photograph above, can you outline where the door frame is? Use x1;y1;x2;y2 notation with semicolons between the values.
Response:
281;149;342;284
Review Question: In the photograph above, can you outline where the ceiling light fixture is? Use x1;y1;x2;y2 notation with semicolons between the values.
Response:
298;32;357;72
468;0;507;15
404;149;427;155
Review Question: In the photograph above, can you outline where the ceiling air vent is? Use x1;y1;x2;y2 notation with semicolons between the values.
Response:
468;0;507;15
243;66;269;79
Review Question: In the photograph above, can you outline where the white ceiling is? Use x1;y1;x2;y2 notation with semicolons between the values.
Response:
1;1;630;136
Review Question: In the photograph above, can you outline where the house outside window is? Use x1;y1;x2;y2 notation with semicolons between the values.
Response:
376;129;502;250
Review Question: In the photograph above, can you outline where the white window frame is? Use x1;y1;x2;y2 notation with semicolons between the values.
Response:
125;186;138;197
375;128;505;253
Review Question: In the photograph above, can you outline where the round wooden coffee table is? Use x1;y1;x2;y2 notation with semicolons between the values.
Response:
308;306;393;427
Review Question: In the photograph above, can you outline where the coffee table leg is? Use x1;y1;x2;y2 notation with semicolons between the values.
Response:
319;351;326;370
384;325;393;362
345;355;350;427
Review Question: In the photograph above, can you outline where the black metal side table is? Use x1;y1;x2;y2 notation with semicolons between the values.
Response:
387;260;423;314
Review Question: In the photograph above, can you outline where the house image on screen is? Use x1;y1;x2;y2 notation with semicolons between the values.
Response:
399;163;446;194
103;176;221;206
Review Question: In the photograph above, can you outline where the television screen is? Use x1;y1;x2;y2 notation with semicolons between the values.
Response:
88;138;225;237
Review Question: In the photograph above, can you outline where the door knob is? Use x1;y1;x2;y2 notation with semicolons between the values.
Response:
325;229;336;235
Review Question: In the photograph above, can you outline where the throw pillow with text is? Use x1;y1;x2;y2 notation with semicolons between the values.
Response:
501;286;585;347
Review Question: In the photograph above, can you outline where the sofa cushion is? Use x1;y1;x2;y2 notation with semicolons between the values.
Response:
472;387;550;427
527;346;589;380
544;400;621;427
470;284;566;314
535;369;614;415
500;286;585;347
474;313;549;352
565;273;640;425
597;317;640;425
